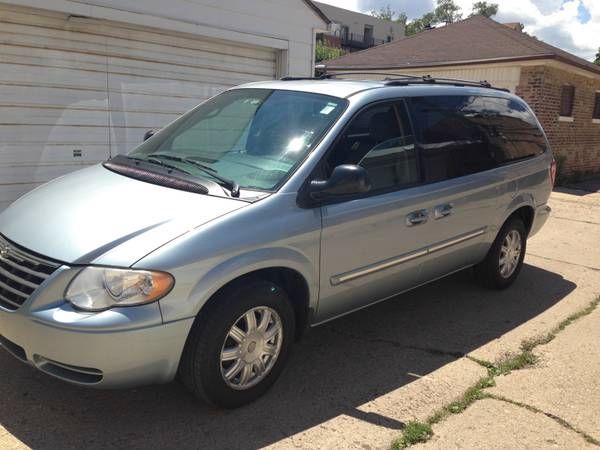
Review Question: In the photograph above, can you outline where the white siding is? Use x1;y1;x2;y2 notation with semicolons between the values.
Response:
0;1;325;211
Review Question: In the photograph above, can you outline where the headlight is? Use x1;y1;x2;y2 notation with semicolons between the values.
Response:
65;267;174;312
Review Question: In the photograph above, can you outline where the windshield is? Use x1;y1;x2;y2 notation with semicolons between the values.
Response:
128;88;346;192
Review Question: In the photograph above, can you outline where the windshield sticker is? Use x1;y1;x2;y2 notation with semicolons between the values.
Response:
320;103;337;115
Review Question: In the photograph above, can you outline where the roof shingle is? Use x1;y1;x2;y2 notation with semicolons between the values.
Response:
325;15;600;76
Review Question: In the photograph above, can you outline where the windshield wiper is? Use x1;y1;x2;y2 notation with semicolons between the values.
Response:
122;155;192;175
145;153;240;197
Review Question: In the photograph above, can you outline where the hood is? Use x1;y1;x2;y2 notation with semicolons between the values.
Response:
0;165;249;265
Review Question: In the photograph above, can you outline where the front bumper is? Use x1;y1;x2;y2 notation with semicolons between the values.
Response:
0;301;194;388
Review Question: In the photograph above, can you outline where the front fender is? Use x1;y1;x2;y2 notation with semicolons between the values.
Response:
157;247;318;323
191;247;317;313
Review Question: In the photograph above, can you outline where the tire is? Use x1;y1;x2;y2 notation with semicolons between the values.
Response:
179;279;295;408
474;216;527;290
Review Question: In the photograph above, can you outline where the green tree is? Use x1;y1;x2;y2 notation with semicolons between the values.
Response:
315;40;345;63
405;12;436;36
371;4;395;21
434;0;462;24
595;47;600;65
396;12;408;27
470;1;499;18
402;0;463;36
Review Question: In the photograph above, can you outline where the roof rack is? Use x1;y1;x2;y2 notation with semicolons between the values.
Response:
279;72;509;92
280;72;422;81
279;75;332;81
384;75;509;91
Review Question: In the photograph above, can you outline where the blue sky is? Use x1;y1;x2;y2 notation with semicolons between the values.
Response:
318;0;599;61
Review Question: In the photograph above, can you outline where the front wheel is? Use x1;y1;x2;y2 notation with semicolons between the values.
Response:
475;217;527;289
179;279;295;408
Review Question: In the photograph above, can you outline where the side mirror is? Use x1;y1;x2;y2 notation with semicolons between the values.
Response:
308;164;371;200
143;130;156;141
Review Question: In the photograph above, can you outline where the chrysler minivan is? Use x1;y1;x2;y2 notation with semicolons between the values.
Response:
0;76;554;407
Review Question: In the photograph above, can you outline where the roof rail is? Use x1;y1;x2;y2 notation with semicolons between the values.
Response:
280;74;334;81
384;75;509;91
279;72;421;81
279;72;509;92
320;71;424;80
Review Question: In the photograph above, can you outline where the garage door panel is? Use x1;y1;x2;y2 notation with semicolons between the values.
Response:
108;110;181;130
0;125;108;144
0;62;107;91
0;107;110;127
106;44;276;77
107;56;267;85
0;5;277;61
0;24;111;56
0;144;110;165
108;90;203;113
0;85;109;110
107;73;231;98
1;24;276;77
0;44;109;72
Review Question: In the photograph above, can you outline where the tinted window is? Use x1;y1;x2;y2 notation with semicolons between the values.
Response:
485;97;546;164
326;101;418;191
409;96;495;183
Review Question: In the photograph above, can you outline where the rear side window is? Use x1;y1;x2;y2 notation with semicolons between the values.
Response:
409;96;495;183
485;97;547;164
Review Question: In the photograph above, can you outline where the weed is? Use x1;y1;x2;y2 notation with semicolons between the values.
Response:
392;422;433;449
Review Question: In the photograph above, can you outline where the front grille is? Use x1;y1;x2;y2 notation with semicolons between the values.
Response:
0;235;61;311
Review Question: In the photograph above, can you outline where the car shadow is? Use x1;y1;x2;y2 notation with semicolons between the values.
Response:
0;264;576;449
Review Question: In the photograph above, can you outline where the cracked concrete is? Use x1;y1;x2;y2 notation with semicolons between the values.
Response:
488;304;600;442
414;398;597;450
0;190;599;449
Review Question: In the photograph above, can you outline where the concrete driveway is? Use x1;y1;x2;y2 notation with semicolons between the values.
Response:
1;189;599;450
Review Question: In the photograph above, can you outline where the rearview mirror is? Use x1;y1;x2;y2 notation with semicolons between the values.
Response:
143;130;156;141
308;164;371;200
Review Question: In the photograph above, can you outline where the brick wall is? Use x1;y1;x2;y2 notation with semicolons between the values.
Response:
516;65;600;176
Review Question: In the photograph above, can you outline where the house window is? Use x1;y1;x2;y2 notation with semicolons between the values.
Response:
593;93;600;120
341;25;349;42
363;25;374;45
560;85;575;117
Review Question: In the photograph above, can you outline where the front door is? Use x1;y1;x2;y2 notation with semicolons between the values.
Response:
316;100;427;323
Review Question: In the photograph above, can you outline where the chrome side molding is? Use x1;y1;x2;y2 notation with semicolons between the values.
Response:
330;227;486;286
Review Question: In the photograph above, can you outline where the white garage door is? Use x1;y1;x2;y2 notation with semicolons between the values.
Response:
0;4;278;211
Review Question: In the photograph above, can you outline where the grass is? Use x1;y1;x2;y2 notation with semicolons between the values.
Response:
392;422;433;449
390;295;600;449
494;350;537;374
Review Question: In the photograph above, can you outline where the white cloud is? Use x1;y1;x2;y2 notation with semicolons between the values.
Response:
316;0;599;61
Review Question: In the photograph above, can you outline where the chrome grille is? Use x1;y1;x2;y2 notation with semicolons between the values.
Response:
0;235;61;311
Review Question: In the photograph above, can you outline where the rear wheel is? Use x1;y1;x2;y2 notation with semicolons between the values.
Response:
179;279;295;408
475;217;527;289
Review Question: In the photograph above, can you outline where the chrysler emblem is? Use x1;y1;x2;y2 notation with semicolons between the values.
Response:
0;243;9;259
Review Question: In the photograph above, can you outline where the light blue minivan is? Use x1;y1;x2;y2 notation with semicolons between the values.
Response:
0;76;554;407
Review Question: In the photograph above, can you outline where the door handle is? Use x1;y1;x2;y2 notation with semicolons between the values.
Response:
434;203;453;219
406;209;429;226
